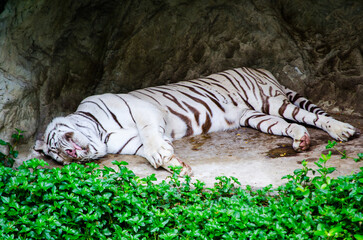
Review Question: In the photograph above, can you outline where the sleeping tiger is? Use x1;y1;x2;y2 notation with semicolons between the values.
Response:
35;67;359;175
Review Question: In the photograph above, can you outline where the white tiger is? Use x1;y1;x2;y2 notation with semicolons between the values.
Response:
35;67;359;175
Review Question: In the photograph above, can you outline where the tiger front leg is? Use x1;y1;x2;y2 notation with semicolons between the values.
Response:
240;109;310;151
133;104;192;176
139;126;192;176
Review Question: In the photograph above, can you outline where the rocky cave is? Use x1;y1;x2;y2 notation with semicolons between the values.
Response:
0;0;362;185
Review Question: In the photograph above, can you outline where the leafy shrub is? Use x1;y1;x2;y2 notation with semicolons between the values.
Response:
0;133;362;239
0;129;24;167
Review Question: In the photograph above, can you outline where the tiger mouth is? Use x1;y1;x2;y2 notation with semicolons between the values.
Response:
65;139;88;159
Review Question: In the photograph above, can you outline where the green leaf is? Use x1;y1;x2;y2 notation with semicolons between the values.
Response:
103;228;112;236
326;167;336;174
15;128;25;134
325;140;337;149
354;234;363;240
103;192;112;199
1;196;10;204
112;160;128;166
281;174;293;180
328;226;343;236
321;152;331;161
314;162;323;168
354;153;363;162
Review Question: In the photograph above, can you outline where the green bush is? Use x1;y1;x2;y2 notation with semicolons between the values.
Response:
0;132;362;239
0;129;24;167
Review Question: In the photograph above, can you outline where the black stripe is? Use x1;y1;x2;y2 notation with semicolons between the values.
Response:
181;82;225;112
104;132;114;144
278;99;289;117
47;131;56;145
219;73;240;91
241;69;258;100
292;107;300;121
56;123;74;129
205;77;230;92
183;101;200;125
188;83;220;102
167;106;193;137
244;113;266;126
131;90;162;105
291;93;302;104
256;119;270;131
237;92;253;109
299;100;306;109
117;136;137;154
313;114;319;125
75;111;106;132
250;68;283;91
99;99;123;129
88;143;97;152
178;91;214;117
134;144;143;155
254;68;272;79
80;100;109;116
310;106;319;113
115;95;136;123
267;121;278;134
228;94;238;106
232;69;251;91
152;89;188;112
173;83;207;98
304;100;312;111
228;71;249;101
202;114;212;134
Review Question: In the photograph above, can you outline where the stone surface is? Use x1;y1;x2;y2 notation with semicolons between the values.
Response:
0;0;362;179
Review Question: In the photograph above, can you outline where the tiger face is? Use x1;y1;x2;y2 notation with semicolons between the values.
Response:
35;117;107;164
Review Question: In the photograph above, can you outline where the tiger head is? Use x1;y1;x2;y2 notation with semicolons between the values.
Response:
34;117;107;165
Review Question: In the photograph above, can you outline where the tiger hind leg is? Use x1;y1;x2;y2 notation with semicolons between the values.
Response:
269;97;358;142
283;87;328;116
240;109;311;151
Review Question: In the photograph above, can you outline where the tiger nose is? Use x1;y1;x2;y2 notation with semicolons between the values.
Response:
66;149;78;158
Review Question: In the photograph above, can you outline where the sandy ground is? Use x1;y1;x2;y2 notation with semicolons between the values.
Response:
21;114;363;189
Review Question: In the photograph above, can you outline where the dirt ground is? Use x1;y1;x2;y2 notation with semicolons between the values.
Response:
23;114;363;189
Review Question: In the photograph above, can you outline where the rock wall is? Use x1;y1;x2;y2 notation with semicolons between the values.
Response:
0;0;362;144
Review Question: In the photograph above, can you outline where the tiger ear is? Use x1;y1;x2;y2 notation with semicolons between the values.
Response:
34;139;47;153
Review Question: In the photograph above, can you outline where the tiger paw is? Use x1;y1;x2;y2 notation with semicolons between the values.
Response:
289;124;310;152
325;119;358;142
143;139;174;169
162;155;193;177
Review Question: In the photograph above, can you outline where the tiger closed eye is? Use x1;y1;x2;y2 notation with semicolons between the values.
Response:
65;132;74;140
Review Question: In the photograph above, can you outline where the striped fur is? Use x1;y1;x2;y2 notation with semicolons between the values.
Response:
35;67;358;175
